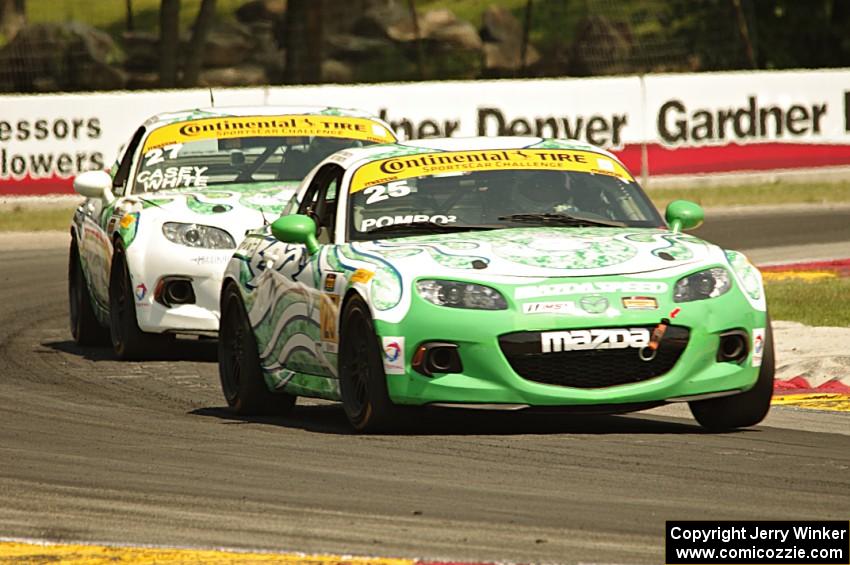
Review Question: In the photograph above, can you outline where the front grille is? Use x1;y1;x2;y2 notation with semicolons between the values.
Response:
499;325;690;389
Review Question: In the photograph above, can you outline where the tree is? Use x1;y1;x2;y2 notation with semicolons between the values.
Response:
283;0;323;84
0;0;25;40
181;0;216;86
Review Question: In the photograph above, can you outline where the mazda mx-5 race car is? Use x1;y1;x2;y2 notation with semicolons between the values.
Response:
219;136;773;432
69;106;397;359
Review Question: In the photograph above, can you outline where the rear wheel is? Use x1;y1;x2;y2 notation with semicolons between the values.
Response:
68;239;109;346
689;320;775;431
218;284;296;416
109;245;171;360
339;295;400;433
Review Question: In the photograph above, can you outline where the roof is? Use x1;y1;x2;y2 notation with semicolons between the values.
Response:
142;105;392;131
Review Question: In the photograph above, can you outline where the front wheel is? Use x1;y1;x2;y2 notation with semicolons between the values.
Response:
338;295;400;433
689;321;775;431
109;245;171;360
218;284;296;416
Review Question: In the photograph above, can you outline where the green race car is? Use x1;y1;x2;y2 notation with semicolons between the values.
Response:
219;137;773;432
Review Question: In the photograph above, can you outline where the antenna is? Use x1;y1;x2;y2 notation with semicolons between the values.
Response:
209;88;215;107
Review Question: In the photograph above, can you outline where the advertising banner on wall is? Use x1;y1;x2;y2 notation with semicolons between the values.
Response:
1;70;849;195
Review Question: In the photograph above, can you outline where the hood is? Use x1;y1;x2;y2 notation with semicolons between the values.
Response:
351;227;721;278
136;181;299;217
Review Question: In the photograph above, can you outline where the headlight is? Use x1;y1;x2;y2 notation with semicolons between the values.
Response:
416;279;507;310
162;222;235;249
673;267;732;303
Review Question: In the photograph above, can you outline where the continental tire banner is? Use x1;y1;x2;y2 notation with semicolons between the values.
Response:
3;69;850;195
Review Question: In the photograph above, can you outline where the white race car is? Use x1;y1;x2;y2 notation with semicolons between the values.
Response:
69;106;396;359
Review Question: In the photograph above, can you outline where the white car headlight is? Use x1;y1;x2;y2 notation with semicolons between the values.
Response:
673;267;732;303
162;222;235;249
416;280;507;310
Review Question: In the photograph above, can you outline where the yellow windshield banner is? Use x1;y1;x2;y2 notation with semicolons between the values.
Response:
350;149;634;192
143;115;396;151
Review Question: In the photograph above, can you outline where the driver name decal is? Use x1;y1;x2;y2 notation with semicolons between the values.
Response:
143;115;396;151
350;149;634;192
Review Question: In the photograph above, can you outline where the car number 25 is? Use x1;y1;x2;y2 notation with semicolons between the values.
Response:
363;181;411;205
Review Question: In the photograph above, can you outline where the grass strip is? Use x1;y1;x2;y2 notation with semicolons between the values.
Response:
765;276;850;327
646;181;850;210
0;205;76;231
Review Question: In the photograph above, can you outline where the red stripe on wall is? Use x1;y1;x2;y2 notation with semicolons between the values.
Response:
4;142;850;195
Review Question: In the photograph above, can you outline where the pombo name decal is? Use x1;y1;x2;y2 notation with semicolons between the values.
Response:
541;328;650;353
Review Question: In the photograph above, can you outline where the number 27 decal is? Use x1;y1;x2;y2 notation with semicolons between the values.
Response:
363;181;411;205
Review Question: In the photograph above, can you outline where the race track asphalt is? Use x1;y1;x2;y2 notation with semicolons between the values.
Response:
0;210;848;564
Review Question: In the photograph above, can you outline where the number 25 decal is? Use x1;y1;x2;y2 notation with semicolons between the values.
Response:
364;181;411;205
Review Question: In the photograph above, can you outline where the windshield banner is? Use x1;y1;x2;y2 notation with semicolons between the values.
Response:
350;149;634;192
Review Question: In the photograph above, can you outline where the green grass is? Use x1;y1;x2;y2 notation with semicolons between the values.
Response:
0;205;76;231
646;181;850;211
765;277;850;327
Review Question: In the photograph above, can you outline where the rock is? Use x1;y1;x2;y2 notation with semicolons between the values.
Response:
203;22;253;68
0;22;126;92
569;14;632;76
420;9;482;51
481;4;522;44
325;33;394;62
482;38;540;72
353;2;413;40
322;59;354;83
121;31;160;71
198;64;267;87
235;0;286;24
125;71;161;90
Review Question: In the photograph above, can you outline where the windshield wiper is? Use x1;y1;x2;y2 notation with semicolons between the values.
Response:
497;213;625;228
365;222;498;236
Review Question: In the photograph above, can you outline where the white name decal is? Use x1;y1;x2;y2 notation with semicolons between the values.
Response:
540;328;650;353
360;214;456;231
516;281;668;299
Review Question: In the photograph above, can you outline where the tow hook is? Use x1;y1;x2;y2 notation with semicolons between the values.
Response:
640;317;670;362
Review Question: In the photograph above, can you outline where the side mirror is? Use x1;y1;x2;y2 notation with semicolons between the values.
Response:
74;170;114;203
665;200;704;233
271;214;319;255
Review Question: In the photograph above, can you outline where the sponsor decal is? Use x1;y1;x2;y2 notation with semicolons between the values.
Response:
350;269;374;284
622;296;658;310
515;281;668;299
190;255;229;265
350;149;634;192
579;295;609;314
359;214;456;232
134;283;147;301
541;328;650;353
143;115;396;151
320;294;341;352
522;301;580;315
119;213;136;229
752;328;765;367
324;273;338;292
382;336;405;374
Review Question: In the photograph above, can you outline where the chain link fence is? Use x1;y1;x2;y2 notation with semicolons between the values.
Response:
0;0;845;93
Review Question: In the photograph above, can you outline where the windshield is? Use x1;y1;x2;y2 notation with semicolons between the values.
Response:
132;115;395;194
348;159;663;241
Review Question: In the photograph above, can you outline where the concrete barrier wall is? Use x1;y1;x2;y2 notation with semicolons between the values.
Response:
2;69;849;195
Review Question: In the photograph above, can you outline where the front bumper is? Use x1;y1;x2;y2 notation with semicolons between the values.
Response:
375;283;766;408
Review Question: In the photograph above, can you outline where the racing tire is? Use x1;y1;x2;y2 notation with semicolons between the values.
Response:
339;295;400;433
108;245;172;360
689;320;775;431
68;240;110;346
218;284;296;416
